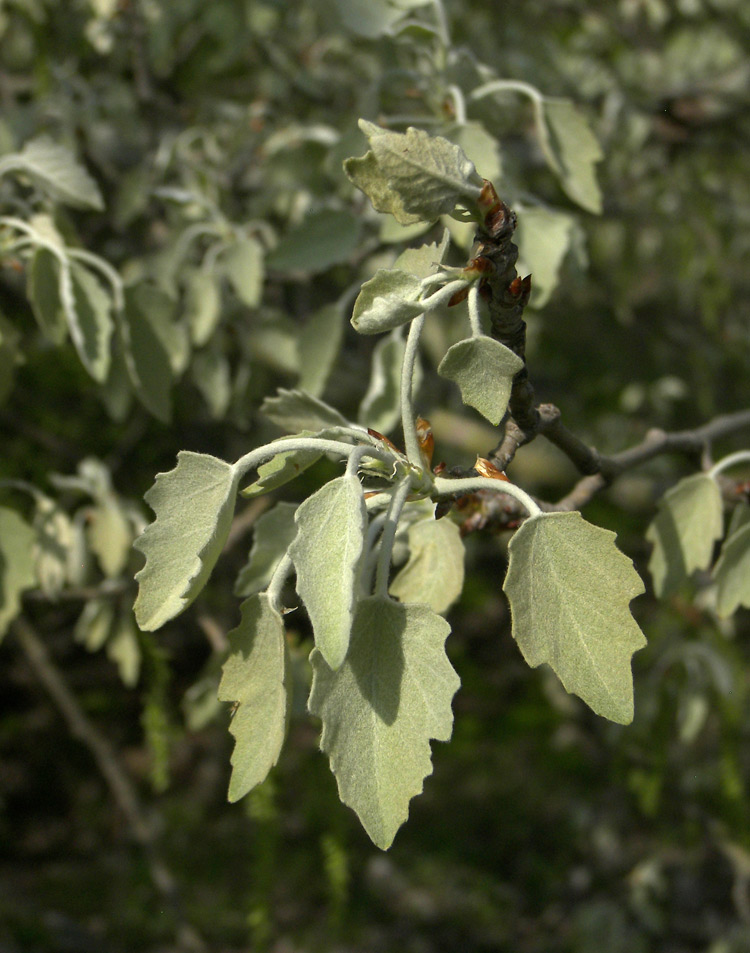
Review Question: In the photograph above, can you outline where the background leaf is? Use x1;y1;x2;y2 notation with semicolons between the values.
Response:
0;507;37;641
504;512;646;724
235;502;298;596
222;237;265;307
713;522;750;619
308;596;460;849
535;98;603;213
218;593;289;802
134;452;239;631
0;135;104;210
67;263;113;383
296;304;345;397
357;328;410;434
121;283;175;422
289;474;366;670
515;207;575;308
389;516;465;614
261;389;349;432
438;337;524;425
27;248;67;344
266;209;362;273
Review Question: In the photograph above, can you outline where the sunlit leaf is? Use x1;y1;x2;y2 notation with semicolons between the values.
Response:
713;522;750;618
218;593;289;801
447;121;502;184
504;512;646;724
88;496;132;577
235;502;298;596
0;136;104;210
535;99;603;214
333;0;428;37
67;263;113;383
344;120;483;226
392;228;451;278
0;507;37;641
438;336;523;425
289;474;366;670
32;497;74;598
134;452;240;631
389;517;465;614
309;596;460;849
267;208;361;273
647;473;723;597
106;611;142;688
351;268;425;334
358;328;407;434
222;236;265;308
185;269;221;346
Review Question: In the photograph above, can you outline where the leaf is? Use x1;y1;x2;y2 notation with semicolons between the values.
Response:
240;442;324;499
389;517;465;614
0;136;104;210
351;269;425;335
535;99;603;214
358;328;407;434
222;236;265;307
266;209;362;273
289;474;366;670
185;269;221;346
296;304;344;397
106;612;142;688
134;452;240;631
74;598;115;651
121;283;175;422
261;388;349;432
191;349;232;419
515;207;575;309
438;337;523;425
218;593;289;801
344;120;483;226
308;596;460;849
713;522;750;618
33;497;75;598
647;473;723;597
88;496;133;577
0;507;37;641
447;121;502;184
235;502;298;596
0;310;22;406
333;0;427;37
504;512;646;724
67;263;114;383
392;229;451;279
27;248;67;344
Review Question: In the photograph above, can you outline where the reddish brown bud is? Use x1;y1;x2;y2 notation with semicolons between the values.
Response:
367;428;400;453
416;416;434;467
474;456;510;481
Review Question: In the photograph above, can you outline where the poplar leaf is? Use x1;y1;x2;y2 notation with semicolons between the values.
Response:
647;473;723;597
240;443;324;499
121;284;175;422
0;507;37;641
713;522;750;618
261;388;349;432
33;497;74;598
393;229;451;279
358;328;408;434
235;502;298;596
134;452;240;631
219;593;289;801
344;120;483;226
222;236;264;307
535;99;603;214
106;612;142;688
389;517;465;614
351;269;425;334
27;248;67;343
0;136;104;210
67;263;113;383
309;596;460;849
289;474;366;670
333;0;426;37
447;121;503;184
267;208;361;273
504;512;646;725
185;270;221;346
74;598;115;651
88;496;132;577
515;207;574;308
297;304;344;397
438;337;523;425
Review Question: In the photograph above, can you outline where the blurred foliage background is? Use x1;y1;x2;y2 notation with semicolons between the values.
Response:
1;0;750;950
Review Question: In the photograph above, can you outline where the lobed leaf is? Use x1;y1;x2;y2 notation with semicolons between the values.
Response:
134;452;240;631
647;473;723;597
219;593;289;802
289;474;366;670
308;596;460;849
438;337;523;425
389;516;465;614
344;120;483;226
504;512;646;724
0;507;37;642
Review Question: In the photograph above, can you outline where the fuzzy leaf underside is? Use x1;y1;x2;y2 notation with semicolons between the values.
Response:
357;329;408;434
345;120;482;226
289;474;366;670
234;502;298;597
389;517;465;614
218;593;289;801
260;388;349;433
134;452;239;631
308;596;460;849
351;268;425;334
647;473;723;597
713;522;750;618
393;229;451;279
504;512;646;724
437;337;524;425
0;508;37;641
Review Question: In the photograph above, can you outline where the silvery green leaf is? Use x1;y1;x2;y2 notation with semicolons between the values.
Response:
713;521;750;618
134;452;240;630
261;388;349;432
240;441;324;499
392;228;451;279
67;263;113;383
535;99;603;214
308;596;460;849
357;328;408;434
222;236;265;308
516;207;575;308
27;248;67;344
88;495;133;577
0;507;37;641
266;208;361;273
106;611;142;688
438;336;524;425
185;269;221;346
296;304;344;397
121;283;175;422
389;517;465;614
446;121;502;184
351;268;425;335
647;473;723;597
290;474;366;670
333;0;427;37
74;598;115;652
33;497;75;598
504;512;646;725
344;120;483;226
191;349;232;419
0;136;104;210
235;502;298;597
